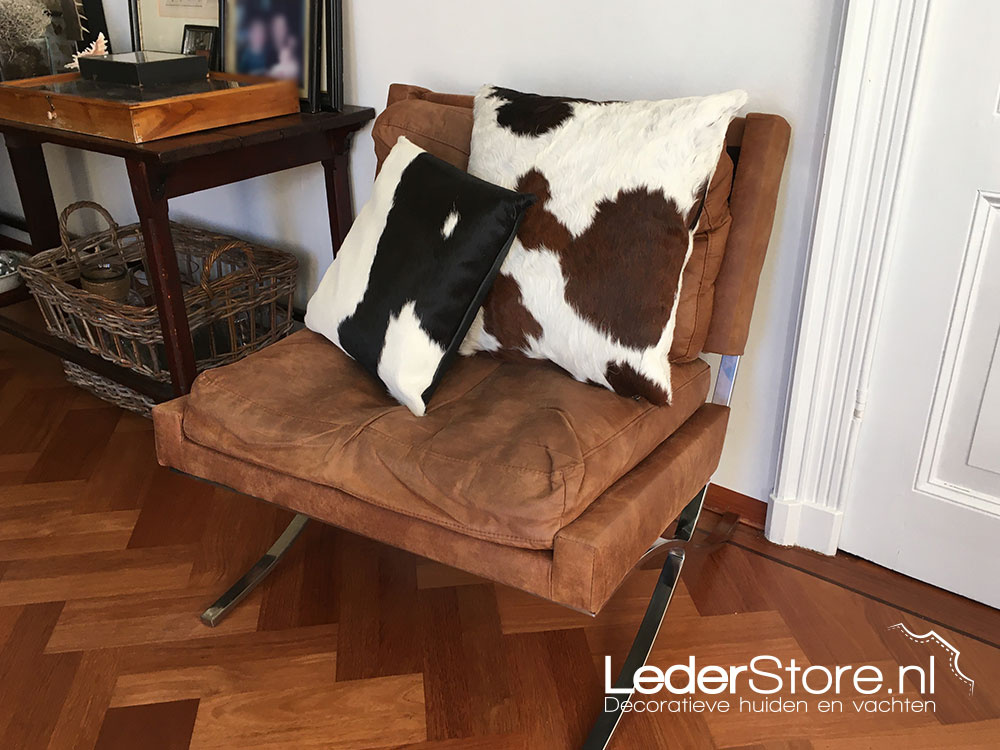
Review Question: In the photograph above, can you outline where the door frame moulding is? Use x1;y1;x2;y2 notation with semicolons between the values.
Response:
766;0;930;554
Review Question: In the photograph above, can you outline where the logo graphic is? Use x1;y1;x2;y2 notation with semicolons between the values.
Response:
888;623;974;695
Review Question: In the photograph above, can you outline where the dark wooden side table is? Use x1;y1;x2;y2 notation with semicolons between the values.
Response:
0;107;375;400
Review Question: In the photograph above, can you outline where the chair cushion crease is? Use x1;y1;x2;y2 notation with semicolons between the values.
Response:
181;329;710;549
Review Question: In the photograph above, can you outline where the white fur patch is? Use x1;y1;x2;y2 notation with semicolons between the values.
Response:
462;88;746;403
459;308;500;355
305;136;424;347
441;209;459;239
377;301;444;417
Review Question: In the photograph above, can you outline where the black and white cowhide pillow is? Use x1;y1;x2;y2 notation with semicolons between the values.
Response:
306;136;534;416
460;86;746;405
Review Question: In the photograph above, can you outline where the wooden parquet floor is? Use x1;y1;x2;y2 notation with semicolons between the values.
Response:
2;331;999;750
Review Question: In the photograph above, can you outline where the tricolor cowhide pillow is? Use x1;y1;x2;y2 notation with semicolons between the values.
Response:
460;86;747;404
306;136;534;416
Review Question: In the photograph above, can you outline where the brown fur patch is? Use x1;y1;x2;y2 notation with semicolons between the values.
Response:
605;362;668;405
513;169;572;251
498;170;690;350
482;272;543;353
558;188;689;348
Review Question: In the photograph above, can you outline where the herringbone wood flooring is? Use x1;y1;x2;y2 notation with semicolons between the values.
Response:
2;331;999;750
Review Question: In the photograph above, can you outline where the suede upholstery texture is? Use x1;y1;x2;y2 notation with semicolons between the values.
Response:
372;83;737;363
181;329;711;550
155;396;728;614
151;84;790;615
703;113;791;354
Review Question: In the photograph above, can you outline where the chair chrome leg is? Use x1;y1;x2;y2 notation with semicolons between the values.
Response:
674;484;707;543
583;546;686;750
636;484;708;566
583;484;707;749
200;513;309;627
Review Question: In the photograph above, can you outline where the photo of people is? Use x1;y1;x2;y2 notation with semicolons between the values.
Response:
232;0;309;91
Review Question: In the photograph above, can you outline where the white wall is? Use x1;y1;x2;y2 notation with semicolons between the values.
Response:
0;0;845;504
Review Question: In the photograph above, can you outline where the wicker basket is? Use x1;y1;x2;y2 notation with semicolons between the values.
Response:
62;360;156;417
19;201;298;385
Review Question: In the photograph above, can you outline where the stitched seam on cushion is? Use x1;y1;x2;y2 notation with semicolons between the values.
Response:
422;360;501;413
196;373;385;428
558;467;570;534
368;362;573;473
181;411;555;547
687;202;717;360
199;362;701;476
566;537;600;609
377;121;470;153
542;407;584;528
363;427;567;476
343;408;400;446
579;364;704;459
577;405;654;458
373;124;471;156
200;362;575;476
590;541;599;609
198;376;553;476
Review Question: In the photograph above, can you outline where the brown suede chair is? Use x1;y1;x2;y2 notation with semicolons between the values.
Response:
152;83;790;749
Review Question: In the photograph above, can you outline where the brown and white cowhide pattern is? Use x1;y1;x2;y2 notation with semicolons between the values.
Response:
460;85;746;404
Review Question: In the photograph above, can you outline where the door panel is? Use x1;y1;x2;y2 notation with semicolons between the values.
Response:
917;192;1000;511
969;336;1000;475
839;0;1000;607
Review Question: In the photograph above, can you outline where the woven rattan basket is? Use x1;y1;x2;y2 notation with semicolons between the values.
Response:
62;360;156;416
19;202;298;390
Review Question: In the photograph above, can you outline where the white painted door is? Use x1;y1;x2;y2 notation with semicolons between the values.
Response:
838;0;1000;607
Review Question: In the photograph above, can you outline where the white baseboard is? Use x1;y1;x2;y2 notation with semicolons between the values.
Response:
765;496;843;556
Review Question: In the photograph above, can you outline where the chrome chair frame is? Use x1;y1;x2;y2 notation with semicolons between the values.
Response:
201;513;309;626
582;354;739;749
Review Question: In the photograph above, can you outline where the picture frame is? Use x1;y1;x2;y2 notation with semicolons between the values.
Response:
127;0;338;114
181;24;220;69
128;0;222;55
319;0;343;112
220;0;320;113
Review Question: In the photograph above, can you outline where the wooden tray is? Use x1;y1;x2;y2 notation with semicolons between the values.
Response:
0;72;299;143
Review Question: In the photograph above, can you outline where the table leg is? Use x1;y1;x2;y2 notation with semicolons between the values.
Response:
322;131;356;256
5;134;60;253
126;159;197;396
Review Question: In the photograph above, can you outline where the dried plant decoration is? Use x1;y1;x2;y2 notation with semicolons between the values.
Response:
0;0;51;54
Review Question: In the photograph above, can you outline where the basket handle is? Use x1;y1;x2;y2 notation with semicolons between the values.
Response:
59;201;121;254
199;241;262;298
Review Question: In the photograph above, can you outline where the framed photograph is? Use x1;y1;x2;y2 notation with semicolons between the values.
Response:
221;0;320;112
318;0;343;111
127;0;331;113
181;24;219;68
129;0;221;51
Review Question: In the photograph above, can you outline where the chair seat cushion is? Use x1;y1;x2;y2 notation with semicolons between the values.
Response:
181;330;711;549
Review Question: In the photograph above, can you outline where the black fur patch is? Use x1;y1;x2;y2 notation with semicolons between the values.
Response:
488;86;600;137
337;152;534;406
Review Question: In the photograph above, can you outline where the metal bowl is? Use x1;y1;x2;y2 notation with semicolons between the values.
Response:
0;250;30;294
